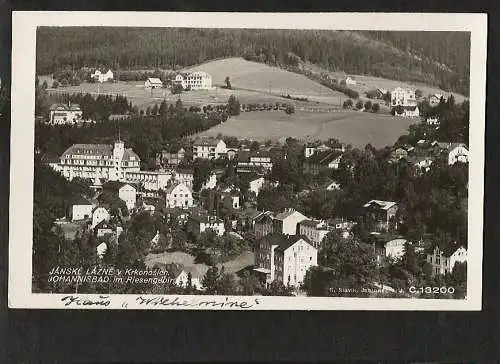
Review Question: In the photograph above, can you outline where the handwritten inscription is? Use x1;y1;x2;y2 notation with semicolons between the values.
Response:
61;295;111;307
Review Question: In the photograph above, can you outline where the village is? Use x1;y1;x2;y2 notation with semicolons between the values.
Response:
37;67;469;297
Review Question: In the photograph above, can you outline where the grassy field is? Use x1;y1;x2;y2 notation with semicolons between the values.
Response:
197;110;415;148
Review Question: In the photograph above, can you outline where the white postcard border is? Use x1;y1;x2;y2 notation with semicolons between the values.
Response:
9;11;487;310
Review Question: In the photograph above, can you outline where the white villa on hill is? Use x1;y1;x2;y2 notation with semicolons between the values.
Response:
174;71;212;90
165;183;194;208
145;78;163;89
391;87;420;117
91;69;114;83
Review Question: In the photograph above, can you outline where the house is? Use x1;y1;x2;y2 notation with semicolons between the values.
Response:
91;69;114;83
427;244;467;276
363;200;398;232
94;221;114;238
345;76;357;85
432;142;469;165
96;242;107;259
391;87;419;117
298;219;330;249
71;197;94;221
145;77;163;89
102;181;137;210
273;208;308;236
371;235;408;263
91;207;110;229
124;170;172;191
201;173;218;190
237;151;273;172
426;116;440;125
165;183;194;208
235;208;263;232
253;211;275;239
429;93;448;106
248;176;265;196
152;262;191;288
51;140;140;182
192;138;227;160
254;234;318;287
407;156;434;173
156;146;186;168
328;218;355;238
304;143;332;158
175;168;195;188
187;214;225;236
174;71;212;90
389;148;408;164
303;150;343;175
324;179;341;191
49;103;83;125
218;190;241;210
226;148;238;160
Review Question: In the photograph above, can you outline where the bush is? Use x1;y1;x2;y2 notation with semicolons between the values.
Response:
355;100;364;110
371;103;380;113
342;99;353;109
285;104;295;114
364;100;372;111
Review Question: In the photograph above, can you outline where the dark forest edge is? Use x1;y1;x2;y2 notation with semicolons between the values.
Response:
36;28;470;95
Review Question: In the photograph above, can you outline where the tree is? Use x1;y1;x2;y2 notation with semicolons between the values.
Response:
159;100;167;117
355;100;364;110
224;76;232;89
171;83;183;95
364;100;372;111
52;80;59;88
227;95;240;116
285;104;295;114
343;99;353;109
371;103;380;113
415;89;423;98
151;103;158;116
302;266;333;296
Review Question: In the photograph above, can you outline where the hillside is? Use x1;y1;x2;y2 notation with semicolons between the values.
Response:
186;58;343;99
36;27;470;94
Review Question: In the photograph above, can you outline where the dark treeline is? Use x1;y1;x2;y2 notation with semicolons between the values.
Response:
36;28;470;94
36;98;229;169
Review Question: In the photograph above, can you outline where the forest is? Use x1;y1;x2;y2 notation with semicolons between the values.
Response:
36;28;470;95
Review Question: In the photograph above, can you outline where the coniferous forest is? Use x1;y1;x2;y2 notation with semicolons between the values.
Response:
36;28;470;95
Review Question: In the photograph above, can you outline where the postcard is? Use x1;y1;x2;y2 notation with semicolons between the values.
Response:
9;11;486;310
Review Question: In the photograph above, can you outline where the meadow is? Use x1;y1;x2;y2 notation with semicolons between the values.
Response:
197;110;415;148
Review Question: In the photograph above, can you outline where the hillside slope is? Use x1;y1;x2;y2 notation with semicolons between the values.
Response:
36;27;470;95
186;58;342;98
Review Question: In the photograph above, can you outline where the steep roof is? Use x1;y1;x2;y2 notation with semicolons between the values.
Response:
363;200;397;210
165;182;192;195
261;234;314;253
147;77;162;84
306;150;343;165
274;209;306;221
102;181;132;191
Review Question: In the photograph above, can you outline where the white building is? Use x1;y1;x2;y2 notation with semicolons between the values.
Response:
50;141;141;182
187;214;225;236
304;143;332;158
248;176;265;196
145;77;163;89
201;173;217;190
91;69;114;83
447;143;469;165
429;93;448;106
324;180;341;191
237;151;273;172
273;208;308;236
192;138;227;160
384;238;407;260
91;207;110;229
124;170;172;191
165;183;194;208
391;87;420;117
345;76;357;85
102;181;137;210
71;198;94;221
298;219;330;249
427;245;467;276
175;71;212;90
254;234;317;287
49;103;83;125
426;116;440;125
175;168;195;188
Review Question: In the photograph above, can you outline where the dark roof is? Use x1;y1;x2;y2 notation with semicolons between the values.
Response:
193;138;222;147
102;181;130;191
237;150;251;162
260;234;313;253
306;150;343;165
71;195;93;206
60;143;141;162
299;219;322;228
176;167;194;175
189;214;223;224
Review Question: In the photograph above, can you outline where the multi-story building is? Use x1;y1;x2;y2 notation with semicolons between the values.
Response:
174;71;212;90
49;103;83;125
192;138;227;160
51;141;141;181
175;168;195;188
165;183;194;209
156;147;186;168
237;151;273;172
298;219;330;249
124;170;172;191
254;234;318;287
248;176;265;196
363;200;399;232
432;142;469;165
253;211;275;239
187;214;225;236
273;208;308;236
391;87;420;117
102;181;137;210
71;197;94;221
427;244;467;276
302;150;343;175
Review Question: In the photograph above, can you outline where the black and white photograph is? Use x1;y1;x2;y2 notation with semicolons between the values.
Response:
8;12;486;310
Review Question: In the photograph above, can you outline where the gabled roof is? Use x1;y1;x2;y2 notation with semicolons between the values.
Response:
306;150;343;165
435;243;466;258
272;234;315;253
146;77;163;84
274;209;306;221
71;195;93;206
165;182;192;195
102;181;135;191
299;219;323;228
193;138;222;147
363;200;397;210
